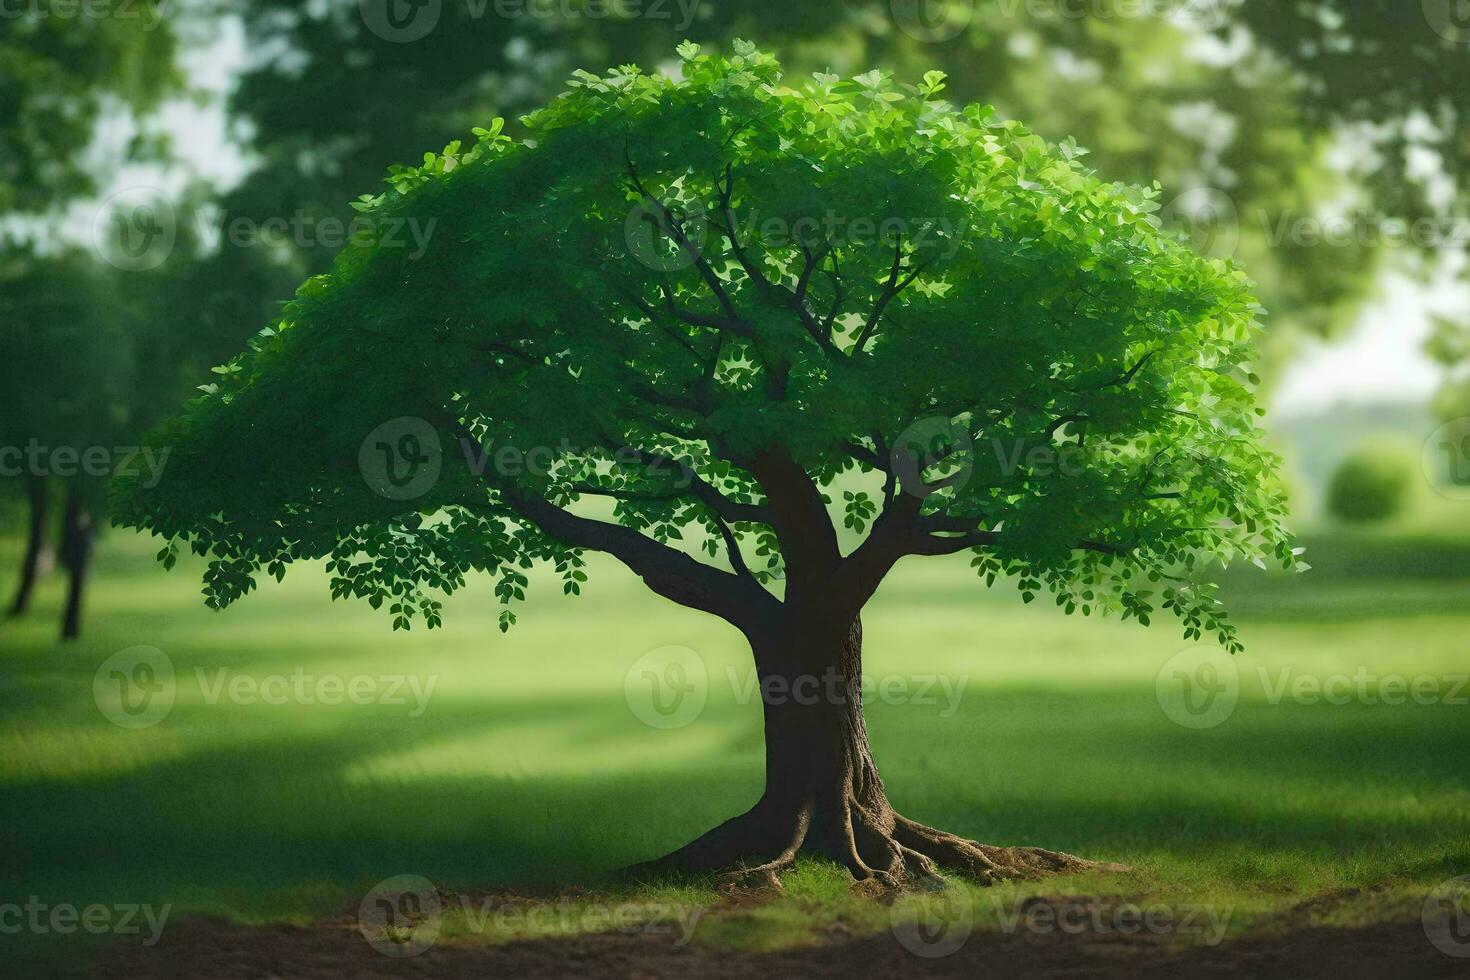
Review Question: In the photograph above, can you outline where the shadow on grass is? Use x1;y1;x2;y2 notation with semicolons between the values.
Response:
5;688;1467;926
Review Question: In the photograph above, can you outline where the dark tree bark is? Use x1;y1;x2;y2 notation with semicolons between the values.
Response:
8;475;51;617
638;613;1113;889
59;487;94;641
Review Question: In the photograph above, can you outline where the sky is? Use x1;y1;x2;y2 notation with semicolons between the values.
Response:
82;14;1453;421
1273;271;1453;416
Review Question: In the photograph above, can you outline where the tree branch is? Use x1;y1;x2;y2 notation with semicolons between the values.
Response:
614;446;773;526
450;418;775;628
1044;413;1090;440
501;481;772;626
906;530;1001;556
852;239;924;354
715;163;778;302
1066;348;1160;393
820;248;846;340
625;148;739;321
715;165;843;359
712;513;755;582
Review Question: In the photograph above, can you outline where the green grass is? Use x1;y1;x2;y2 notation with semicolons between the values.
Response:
2;526;1468;969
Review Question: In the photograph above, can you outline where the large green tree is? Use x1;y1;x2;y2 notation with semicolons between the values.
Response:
116;47;1294;884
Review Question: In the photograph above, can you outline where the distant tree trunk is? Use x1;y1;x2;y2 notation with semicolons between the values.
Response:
8;475;51;617
639;613;1109;887
59;487;94;641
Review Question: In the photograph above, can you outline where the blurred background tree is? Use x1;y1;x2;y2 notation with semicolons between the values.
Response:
0;4;178;212
1326;440;1417;525
1;4;182;636
1231;0;1470;418
0;253;130;627
194;0;1375;379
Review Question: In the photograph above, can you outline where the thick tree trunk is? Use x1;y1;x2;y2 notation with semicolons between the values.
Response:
637;615;1113;888
8;475;51;617
58;488;93;641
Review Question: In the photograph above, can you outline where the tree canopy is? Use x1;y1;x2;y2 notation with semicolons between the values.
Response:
199;4;1374;384
115;44;1296;652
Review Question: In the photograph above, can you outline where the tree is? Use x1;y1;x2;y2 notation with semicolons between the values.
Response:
1;4;180;635
114;46;1295;885
0;5;178;213
1325;442;1415;525
0;252;132;635
1226;1;1470;417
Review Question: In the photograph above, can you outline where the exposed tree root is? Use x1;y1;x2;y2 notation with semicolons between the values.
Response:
629;796;1125;891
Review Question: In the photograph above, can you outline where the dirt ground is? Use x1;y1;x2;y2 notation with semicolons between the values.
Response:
92;899;1463;980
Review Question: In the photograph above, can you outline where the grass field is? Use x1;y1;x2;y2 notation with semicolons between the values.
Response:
3;524;1469;972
